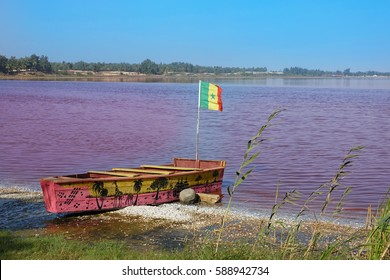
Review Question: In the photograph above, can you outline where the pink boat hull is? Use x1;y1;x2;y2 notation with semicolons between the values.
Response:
40;158;226;214
41;181;222;214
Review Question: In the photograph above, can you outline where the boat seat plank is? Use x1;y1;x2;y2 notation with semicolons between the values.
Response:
140;165;202;171
112;168;173;175
88;171;139;177
57;176;81;180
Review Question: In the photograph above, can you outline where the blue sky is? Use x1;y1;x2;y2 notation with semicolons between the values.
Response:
1;0;389;71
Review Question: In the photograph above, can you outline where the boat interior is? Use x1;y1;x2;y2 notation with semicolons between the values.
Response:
44;158;225;184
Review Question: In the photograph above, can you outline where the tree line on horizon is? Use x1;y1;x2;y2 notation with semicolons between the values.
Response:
1;54;389;77
0;54;52;74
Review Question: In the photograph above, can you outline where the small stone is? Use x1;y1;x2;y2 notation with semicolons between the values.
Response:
179;189;199;204
198;193;221;205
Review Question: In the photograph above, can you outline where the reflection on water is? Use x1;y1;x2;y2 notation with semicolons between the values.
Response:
1;79;390;226
0;188;54;230
45;212;189;251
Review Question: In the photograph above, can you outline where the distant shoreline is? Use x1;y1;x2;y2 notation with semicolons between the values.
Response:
1;72;388;83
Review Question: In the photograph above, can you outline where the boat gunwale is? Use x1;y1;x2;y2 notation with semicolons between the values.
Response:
41;166;225;184
40;158;226;184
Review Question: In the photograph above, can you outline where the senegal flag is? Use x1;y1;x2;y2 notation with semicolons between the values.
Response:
199;81;223;112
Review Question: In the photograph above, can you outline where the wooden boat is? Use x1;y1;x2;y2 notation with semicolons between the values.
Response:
40;158;226;214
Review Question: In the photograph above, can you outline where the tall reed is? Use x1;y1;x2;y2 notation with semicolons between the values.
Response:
360;189;390;259
294;145;364;219
253;145;365;259
213;108;370;259
222;122;367;260
214;108;285;254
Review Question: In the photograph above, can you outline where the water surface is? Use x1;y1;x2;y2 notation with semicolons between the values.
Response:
1;78;389;226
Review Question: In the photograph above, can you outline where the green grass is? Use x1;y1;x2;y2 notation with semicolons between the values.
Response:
1;225;383;260
0;230;184;260
360;190;390;259
0;230;276;260
1;194;388;260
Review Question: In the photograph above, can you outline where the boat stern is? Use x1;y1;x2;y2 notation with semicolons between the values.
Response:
40;178;58;213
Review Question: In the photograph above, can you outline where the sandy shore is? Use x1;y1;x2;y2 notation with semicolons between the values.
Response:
0;186;362;243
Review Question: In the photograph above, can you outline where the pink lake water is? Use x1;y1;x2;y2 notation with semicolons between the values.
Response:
1;78;390;225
